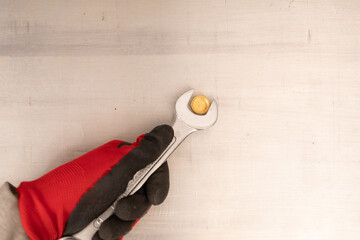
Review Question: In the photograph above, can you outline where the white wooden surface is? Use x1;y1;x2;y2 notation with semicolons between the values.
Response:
1;1;360;239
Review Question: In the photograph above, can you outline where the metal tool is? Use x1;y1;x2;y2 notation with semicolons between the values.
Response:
60;89;218;240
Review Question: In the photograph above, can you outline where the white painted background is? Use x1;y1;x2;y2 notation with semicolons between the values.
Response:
1;1;360;239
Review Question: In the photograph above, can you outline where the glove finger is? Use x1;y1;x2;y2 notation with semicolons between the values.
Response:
115;191;151;221
130;124;174;167
96;215;135;240
146;162;170;205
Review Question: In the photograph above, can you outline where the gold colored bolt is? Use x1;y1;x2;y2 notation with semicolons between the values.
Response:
190;95;210;115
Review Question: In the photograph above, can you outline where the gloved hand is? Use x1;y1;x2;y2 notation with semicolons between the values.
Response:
15;125;174;240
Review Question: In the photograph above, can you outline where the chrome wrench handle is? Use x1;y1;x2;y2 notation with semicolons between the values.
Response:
61;117;197;240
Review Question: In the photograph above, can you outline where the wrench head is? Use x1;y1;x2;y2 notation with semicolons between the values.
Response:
175;89;218;130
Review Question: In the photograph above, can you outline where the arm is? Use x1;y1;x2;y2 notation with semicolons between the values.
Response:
0;182;29;240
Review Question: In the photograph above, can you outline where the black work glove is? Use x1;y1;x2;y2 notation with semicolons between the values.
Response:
90;162;170;240
16;125;174;240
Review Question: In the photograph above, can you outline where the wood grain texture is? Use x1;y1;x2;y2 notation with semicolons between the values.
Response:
1;0;360;239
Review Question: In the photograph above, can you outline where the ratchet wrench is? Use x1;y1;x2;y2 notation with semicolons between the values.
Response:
60;89;218;240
